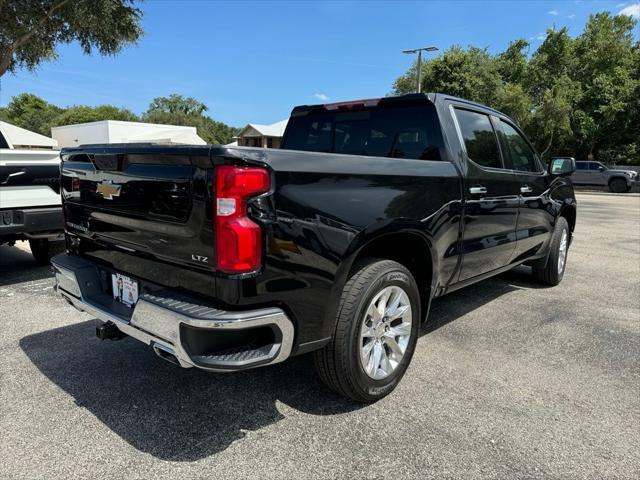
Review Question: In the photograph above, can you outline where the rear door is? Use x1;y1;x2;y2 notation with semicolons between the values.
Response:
589;162;607;185
451;106;520;281
496;119;553;262
571;162;589;184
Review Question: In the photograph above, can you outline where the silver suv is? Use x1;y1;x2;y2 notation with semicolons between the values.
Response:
572;161;638;193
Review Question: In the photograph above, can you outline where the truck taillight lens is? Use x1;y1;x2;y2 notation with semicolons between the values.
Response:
215;165;270;273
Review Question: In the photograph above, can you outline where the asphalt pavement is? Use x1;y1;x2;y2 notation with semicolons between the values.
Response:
1;192;638;479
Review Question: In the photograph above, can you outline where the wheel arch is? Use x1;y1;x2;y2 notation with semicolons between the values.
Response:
608;175;629;192
608;175;627;185
560;203;577;243
323;229;437;335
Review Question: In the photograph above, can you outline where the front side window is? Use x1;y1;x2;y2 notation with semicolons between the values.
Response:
589;162;606;171
454;109;501;169
499;120;540;172
281;104;442;161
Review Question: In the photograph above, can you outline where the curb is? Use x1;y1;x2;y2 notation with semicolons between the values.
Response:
575;191;640;197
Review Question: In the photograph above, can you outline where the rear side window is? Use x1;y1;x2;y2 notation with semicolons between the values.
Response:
454;109;501;169
576;162;587;170
499;120;540;172
281;105;442;161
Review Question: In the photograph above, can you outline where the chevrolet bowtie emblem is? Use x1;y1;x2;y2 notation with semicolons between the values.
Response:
96;180;122;200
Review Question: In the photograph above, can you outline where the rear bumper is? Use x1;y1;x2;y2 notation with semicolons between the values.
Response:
51;254;294;372
0;207;63;237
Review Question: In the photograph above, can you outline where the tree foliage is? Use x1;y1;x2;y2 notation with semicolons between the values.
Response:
0;0;143;76
142;94;238;144
0;92;238;145
146;94;208;116
392;12;640;164
53;105;138;126
0;93;62;134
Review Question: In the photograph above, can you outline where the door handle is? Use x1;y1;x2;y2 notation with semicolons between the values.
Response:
469;186;487;195
520;185;533;193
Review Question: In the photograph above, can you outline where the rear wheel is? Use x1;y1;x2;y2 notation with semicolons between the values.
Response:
532;217;569;286
609;178;627;193
29;239;65;265
313;258;420;403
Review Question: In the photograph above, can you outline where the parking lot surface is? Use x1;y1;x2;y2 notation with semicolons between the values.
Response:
1;193;638;479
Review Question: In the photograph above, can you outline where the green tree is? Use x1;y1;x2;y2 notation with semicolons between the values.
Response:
0;0;143;76
494;82;533;129
526;28;576;103
394;46;502;106
52;105;138;127
146;94;208;116
391;11;639;164
0;92;62;135
571;13;639;161
497;39;529;84
529;76;576;157
143;95;238;144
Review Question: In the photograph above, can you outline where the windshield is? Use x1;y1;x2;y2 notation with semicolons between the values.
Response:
281;104;443;161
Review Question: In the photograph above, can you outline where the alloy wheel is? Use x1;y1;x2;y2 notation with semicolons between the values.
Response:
558;229;568;274
359;285;413;380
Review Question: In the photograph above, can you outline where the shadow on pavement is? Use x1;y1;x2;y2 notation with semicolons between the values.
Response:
0;244;53;286
424;265;545;334
20;320;361;462
20;264;542;462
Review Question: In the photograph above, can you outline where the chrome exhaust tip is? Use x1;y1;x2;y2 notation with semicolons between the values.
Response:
152;343;180;366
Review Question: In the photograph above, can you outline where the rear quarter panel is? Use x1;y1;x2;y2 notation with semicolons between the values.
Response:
215;147;462;348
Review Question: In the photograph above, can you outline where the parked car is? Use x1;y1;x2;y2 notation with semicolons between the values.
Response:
571;160;637;192
0;121;65;264
51;93;577;402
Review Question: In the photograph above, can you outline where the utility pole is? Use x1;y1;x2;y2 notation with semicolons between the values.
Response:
402;46;438;93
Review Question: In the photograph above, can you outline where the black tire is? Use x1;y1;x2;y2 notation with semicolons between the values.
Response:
532;217;569;286
29;239;65;265
609;178;627;193
313;258;421;403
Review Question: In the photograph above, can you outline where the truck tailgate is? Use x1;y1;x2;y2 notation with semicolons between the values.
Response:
60;145;216;294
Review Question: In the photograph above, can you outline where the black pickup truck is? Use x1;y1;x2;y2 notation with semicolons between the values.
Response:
52;93;577;402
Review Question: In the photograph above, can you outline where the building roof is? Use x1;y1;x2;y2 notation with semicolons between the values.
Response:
0;120;58;149
51;120;206;146
124;127;206;145
237;119;288;138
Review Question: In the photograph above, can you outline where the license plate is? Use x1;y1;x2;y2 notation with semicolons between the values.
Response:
111;273;139;308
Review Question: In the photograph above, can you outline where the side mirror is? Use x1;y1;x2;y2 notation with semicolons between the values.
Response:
549;157;576;176
598;166;605;172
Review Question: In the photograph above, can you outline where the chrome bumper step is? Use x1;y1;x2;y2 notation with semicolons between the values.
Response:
51;254;294;372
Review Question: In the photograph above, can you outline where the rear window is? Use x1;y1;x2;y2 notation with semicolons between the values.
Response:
454;108;501;169
281;105;442;161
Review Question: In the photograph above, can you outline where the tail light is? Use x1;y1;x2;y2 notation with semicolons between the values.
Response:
215;165;271;273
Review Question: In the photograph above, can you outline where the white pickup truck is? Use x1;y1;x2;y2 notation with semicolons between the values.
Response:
0;121;64;263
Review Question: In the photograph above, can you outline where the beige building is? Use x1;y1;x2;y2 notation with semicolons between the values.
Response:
234;119;288;148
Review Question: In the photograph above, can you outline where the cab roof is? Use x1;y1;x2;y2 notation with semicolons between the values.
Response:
290;92;507;119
